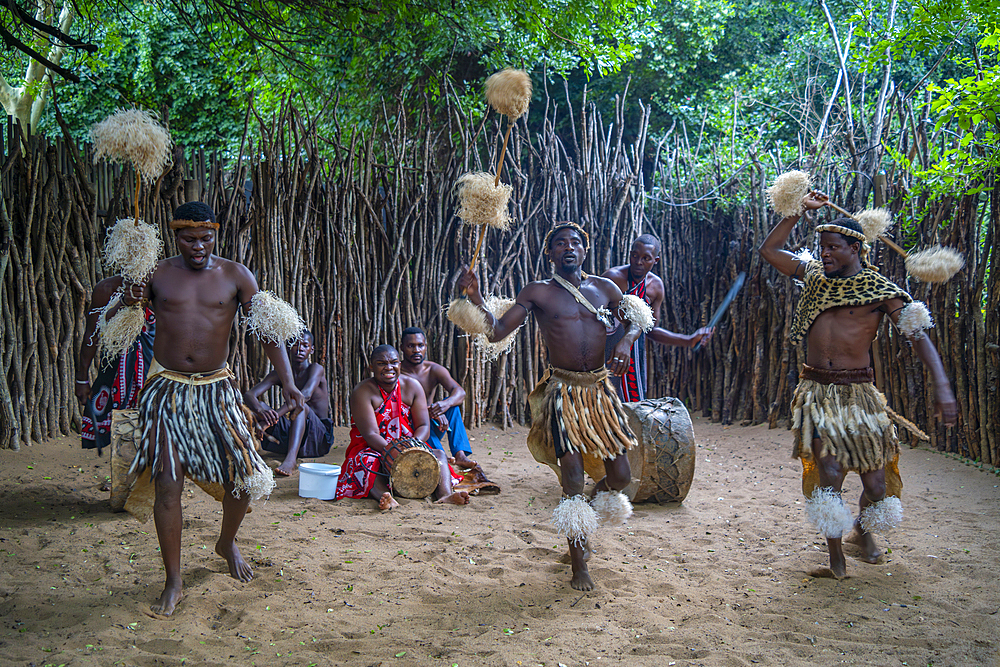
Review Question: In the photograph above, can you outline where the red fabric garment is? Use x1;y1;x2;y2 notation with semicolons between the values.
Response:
335;381;413;500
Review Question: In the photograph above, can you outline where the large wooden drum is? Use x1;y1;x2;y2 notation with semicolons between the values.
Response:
110;409;142;512
622;398;696;503
384;437;439;499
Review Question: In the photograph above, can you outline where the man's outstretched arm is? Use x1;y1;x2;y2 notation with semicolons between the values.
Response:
886;299;958;426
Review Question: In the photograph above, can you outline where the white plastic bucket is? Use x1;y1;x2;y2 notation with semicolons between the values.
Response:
298;463;341;500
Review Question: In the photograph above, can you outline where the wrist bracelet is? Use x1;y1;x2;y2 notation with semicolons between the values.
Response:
76;379;90;384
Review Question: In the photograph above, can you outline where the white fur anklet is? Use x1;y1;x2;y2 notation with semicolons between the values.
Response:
591;490;633;526
552;495;599;547
805;487;856;539
859;496;903;534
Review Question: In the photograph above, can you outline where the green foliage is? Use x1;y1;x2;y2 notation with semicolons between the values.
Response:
36;2;244;151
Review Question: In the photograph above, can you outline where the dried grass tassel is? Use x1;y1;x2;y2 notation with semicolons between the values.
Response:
96;299;147;365
103;217;162;284
244;291;305;344
473;295;521;361
552;494;599;548
90;108;173;184
766;171;812;217
447;298;491;336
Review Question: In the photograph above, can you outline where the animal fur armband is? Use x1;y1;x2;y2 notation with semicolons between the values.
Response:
472;295;522;361
805;487;855;539
620;294;654;332
591;490;634;526
896;301;934;339
96;293;147;365
859;496;903;534
245;291;306;344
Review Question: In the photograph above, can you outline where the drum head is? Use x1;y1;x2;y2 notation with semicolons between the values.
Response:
390;448;440;499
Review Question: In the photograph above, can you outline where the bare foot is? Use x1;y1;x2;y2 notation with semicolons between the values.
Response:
453;452;479;470
846;527;883;564
275;459;297;477
807;566;848;580
150;580;183;616
215;540;254;582
568;537;594;590
378;492;399;510
436;490;471;505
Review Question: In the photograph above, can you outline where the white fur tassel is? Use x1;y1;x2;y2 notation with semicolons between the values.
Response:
245;291;305;344
795;247;815;263
620;294;654;332
897;301;934;339
905;245;965;283
859;496;903;534
552;495;599;547
591;490;633;526
805;487;856;539
472;295;520;361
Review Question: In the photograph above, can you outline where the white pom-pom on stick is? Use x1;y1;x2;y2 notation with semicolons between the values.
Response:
90;108;173;184
552;494;599;547
484;69;532;188
896;301;934;339
473;295;521;361
97;299;147;365
905;245;965;283
766;170;812;217
245;291;305;344
447;297;491;336
484;68;532;120
854;208;893;242
103;217;162;284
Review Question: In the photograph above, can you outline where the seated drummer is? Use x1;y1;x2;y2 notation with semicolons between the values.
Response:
334;344;469;510
245;330;334;476
399;327;494;482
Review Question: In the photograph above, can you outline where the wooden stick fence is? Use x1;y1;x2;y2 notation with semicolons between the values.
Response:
0;85;996;469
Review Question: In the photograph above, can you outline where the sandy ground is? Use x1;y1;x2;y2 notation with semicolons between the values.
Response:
1;415;999;667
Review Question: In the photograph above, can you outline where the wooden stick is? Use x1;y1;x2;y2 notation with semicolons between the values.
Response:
494;119;513;188
132;169;141;226
824;199;908;258
469;225;488;273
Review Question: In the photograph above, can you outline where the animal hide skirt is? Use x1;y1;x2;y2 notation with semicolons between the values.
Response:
526;366;637;484
124;359;275;522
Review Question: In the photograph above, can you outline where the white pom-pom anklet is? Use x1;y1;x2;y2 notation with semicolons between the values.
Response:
805;487;856;539
859;496;903;534
591;490;634;526
552;495;599;547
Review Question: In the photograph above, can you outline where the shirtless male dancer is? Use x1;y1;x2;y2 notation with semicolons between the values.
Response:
118;201;304;615
334;344;469;509
759;190;957;578
458;222;651;590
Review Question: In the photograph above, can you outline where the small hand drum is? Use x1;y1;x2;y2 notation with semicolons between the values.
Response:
384;437;439;499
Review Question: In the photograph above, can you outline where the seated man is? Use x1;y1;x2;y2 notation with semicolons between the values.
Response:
334;344;469;509
245;330;334;476
398;326;478;470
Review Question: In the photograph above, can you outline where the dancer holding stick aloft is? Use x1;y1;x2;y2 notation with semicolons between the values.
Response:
760;181;956;579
